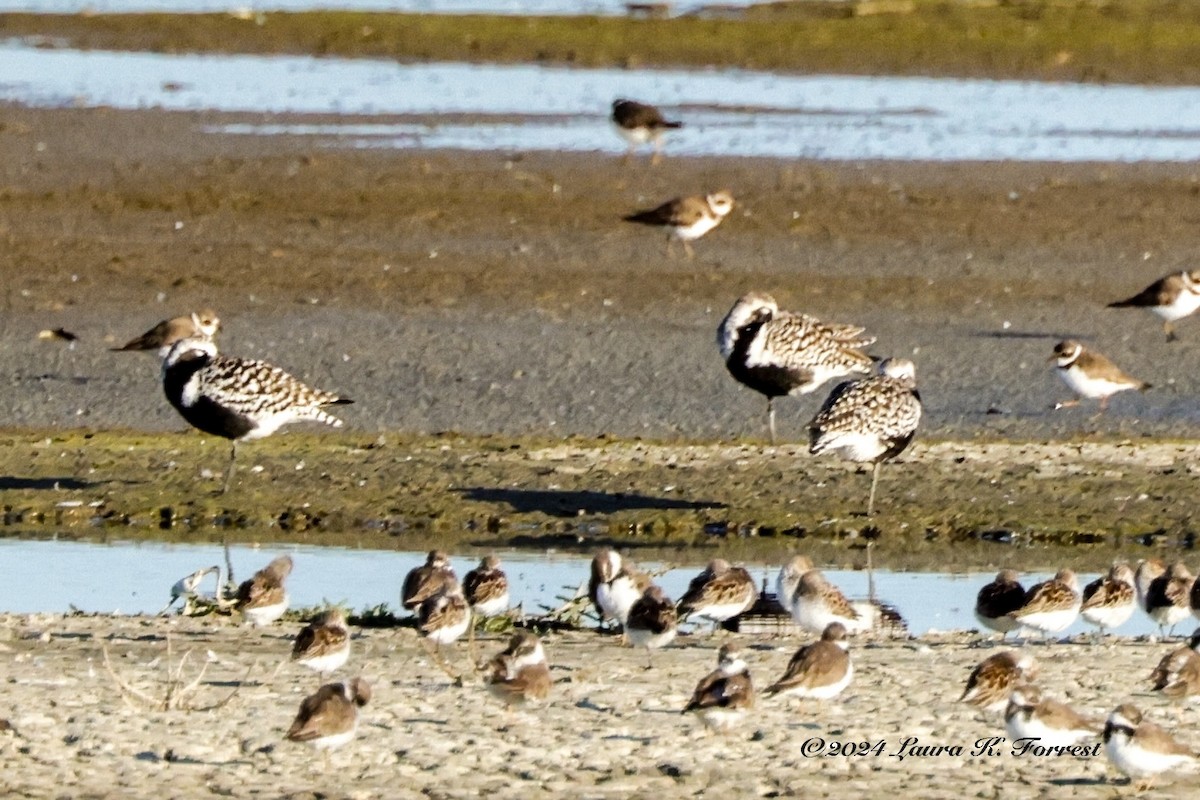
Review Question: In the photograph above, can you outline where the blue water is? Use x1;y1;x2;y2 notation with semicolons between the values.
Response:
0;537;1176;638
5;42;1200;161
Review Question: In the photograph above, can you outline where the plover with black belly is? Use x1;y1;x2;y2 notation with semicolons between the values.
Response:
1103;704;1197;790
1080;563;1137;637
1050;339;1149;412
1143;561;1195;636
960;650;1037;714
402;550;456;614
610;98;683;165
974;569;1026;640
463;554;510;619
291;608;351;679
683;643;754;733
622;190;734;260
677;559;756;631
1004;685;1099;748
1108;269;1200;341
1011;569;1081;640
625;585;678;669
161;337;351;494
286;677;371;753
113;308;220;358
485;631;552;709
808;357;922;517
718;292;875;443
235;554;293;627
763;622;853;702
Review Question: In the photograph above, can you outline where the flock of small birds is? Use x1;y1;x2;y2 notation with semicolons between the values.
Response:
161;546;1200;788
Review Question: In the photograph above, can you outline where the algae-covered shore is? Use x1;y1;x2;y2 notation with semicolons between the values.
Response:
6;1;1200;84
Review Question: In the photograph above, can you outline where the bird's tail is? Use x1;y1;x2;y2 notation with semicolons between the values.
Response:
622;211;661;226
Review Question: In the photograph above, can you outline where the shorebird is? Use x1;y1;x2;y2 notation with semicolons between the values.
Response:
1193;574;1200;623
959;650;1037;714
682;643;755;733
1135;559;1167;615
235;554;293;627
780;557;875;636
676;559;756;631
1103;704;1197;790
1149;629;1200;705
625;585;678;668
622;190;734;259
291;608;351;679
1080;563;1137;637
1004;685;1099;748
418;579;472;679
611;98;682;165
160;564;221;615
286;677;371;752
1108;269;1200;341
1011;569;1081;640
485;631;552;709
463;554;510;619
1050;339;1149;413
1143;561;1195;636
402;550;457;614
112;308;220;358
763;622;853;702
808;357;922;517
974;569;1026;639
717;292;875;443
588;548;649;630
160;337;352;494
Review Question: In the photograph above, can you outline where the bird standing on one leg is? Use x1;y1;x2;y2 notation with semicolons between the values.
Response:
718;292;874;444
160;338;352;494
808;358;922;516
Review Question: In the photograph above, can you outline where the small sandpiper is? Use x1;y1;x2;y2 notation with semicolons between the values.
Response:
161;564;221;615
625;585;678;669
112;308;220;358
402;550;457;614
286;677;371;752
717;292;875;443
1080;563;1137;637
1050;339;1149;413
974;569;1026;639
622;190;734;260
463;554;510;619
1108;269;1200;341
777;555;875;636
1010;569;1081;640
676;559;756;631
809;358;922;517
763;622;853;702
611;98;683;165
683;643;755;733
960;650;1037;714
1143;561;1196;636
235;554;293;627
589;548;649;630
161;337;351;493
1149;628;1200;695
291;608;351;679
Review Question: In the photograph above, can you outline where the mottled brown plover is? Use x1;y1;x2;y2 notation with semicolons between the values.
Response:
485;631;552;709
161;337;351;493
622;190;734;259
1080;563;1137;637
1108;270;1200;341
718;292;875;443
683;643;754;733
808;357;922;517
286;677;371;752
1011;569;1081;639
113;308;220;358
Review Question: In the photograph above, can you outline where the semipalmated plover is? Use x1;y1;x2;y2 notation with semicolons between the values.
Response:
161;337;351;494
1050;339;1149;412
683;643;754;733
808;358;922;517
112;308;220;358
717;292;875;443
1103;704;1197;789
1108;270;1200;341
485;631;551;709
763;622;852;701
1005;685;1099;748
622;190;734;260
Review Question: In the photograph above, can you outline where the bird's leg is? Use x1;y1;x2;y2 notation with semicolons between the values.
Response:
1098;396;1110;413
766;398;777;445
651;137;663;166
866;461;882;517
1165;321;1176;342
665;236;676;260
1054;399;1080;410
643;647;654;671
221;441;239;495
683;240;695;260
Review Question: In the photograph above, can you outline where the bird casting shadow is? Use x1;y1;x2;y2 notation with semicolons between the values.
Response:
971;329;1082;341
457;487;726;518
0;476;99;490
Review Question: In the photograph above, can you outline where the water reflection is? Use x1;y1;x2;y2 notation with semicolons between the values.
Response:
7;43;1200;160
0;537;1170;638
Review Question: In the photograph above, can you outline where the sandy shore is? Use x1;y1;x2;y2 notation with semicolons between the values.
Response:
1;613;1196;799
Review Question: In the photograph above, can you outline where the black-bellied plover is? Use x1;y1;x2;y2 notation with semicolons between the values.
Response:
113;309;220;358
611;98;682;165
1103;704;1197;790
622;190;734;259
1050;339;1149;412
682;643;754;733
286;677;371;751
718;292;875;444
808;357;922;517
1108;270;1200;341
763;622;852;702
160;337;351;493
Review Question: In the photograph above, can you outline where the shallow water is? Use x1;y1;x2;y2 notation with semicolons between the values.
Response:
2;537;1174;638
7;42;1200;161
